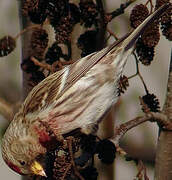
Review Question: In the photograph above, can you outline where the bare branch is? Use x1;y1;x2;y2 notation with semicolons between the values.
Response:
110;112;170;145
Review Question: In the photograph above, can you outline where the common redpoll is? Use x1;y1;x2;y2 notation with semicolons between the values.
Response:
1;4;168;177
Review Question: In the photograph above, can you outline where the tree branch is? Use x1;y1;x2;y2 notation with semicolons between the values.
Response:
155;50;172;180
109;112;169;145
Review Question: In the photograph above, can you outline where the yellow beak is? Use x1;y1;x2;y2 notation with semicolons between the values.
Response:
30;161;47;177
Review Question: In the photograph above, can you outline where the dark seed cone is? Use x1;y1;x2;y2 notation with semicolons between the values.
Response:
80;134;97;153
52;137;81;180
69;3;81;24
155;1;172;41
161;21;172;41
96;139;116;164
30;70;45;85
47;0;68;27
155;0;170;10
27;0;48;24
22;0;39;16
44;151;55;178
118;75;129;95
158;2;172;41
0;36;16;57
21;57;39;73
161;5;172;24
52;3;80;44
130;4;149;28
141;93;160;112
53;148;72;180
45;42;63;65
21;57;46;87
28;9;47;25
156;1;172;24
55;16;74;44
79;0;99;27
136;38;155;66
74;151;92;167
31;28;48;59
80;166;98;180
77;30;98;57
142;22;160;48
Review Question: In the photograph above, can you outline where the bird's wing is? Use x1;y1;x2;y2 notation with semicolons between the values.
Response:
21;69;67;115
21;37;125;116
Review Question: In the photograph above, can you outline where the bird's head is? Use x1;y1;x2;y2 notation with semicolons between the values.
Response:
1;117;47;177
3;158;46;177
1;137;47;176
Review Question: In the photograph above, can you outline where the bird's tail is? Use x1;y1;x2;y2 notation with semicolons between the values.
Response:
123;4;168;52
110;3;168;74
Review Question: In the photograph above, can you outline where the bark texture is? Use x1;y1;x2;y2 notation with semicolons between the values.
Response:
155;51;172;180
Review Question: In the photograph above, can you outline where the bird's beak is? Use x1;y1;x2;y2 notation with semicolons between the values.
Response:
30;161;47;177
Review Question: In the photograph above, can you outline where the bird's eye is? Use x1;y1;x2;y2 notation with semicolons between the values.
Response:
19;161;26;166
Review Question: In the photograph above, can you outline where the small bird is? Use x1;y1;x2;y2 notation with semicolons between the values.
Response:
1;4;168;177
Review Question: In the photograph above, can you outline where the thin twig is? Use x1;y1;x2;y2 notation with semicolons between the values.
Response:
67;137;84;180
128;73;138;79
133;52;149;93
135;160;150;180
145;0;154;13
105;0;137;22
30;56;53;71
116;146;150;180
106;27;119;40
139;96;151;114
116;145;127;156
135;160;144;180
143;161;150;180
61;164;72;180
14;25;41;40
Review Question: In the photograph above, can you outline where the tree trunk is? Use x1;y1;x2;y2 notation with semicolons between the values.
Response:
154;50;172;180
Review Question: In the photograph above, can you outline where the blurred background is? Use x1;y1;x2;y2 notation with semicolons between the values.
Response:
0;0;171;179
0;1;21;180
